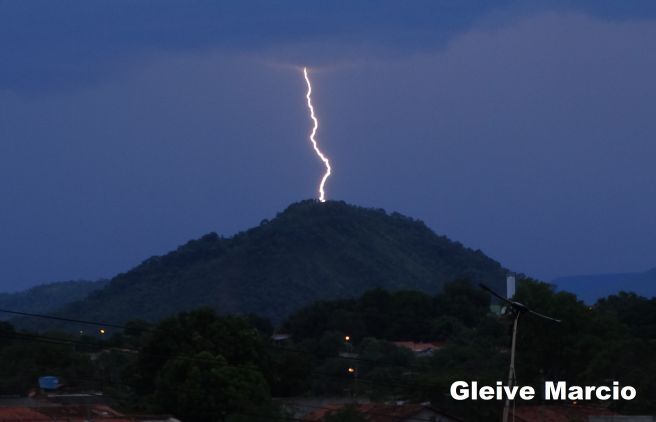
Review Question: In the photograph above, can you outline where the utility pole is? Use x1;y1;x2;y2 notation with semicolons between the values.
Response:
479;283;561;422
502;311;520;422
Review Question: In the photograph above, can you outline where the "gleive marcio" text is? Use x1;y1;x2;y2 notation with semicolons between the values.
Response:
450;381;636;401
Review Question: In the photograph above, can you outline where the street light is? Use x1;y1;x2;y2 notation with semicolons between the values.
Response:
347;367;358;399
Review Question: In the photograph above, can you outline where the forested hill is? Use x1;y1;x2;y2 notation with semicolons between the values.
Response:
0;280;107;320
33;200;508;326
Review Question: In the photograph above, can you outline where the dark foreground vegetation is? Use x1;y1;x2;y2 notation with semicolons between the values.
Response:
0;279;654;421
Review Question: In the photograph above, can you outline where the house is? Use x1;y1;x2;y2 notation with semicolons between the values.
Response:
0;407;49;421
272;333;291;343
392;341;445;356
0;404;180;422
510;404;618;422
0;390;179;421
301;402;463;422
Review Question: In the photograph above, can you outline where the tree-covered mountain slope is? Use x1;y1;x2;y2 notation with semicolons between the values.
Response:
0;279;107;320
39;201;508;325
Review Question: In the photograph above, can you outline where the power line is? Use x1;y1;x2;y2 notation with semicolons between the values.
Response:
0;308;133;330
0;306;506;395
0;328;469;422
0;349;449;422
0;307;458;372
0;303;484;337
0;331;436;393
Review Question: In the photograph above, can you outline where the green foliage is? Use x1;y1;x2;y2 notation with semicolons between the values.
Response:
514;279;622;383
283;280;488;343
355;337;416;399
38;200;507;328
434;278;491;327
0;320;14;342
279;279;656;417
512;279;656;413
417;339;506;420
134;309;274;421
0;279;107;324
268;345;315;397
1;277;656;419
596;292;656;339
429;315;465;341
277;280;501;404
107;319;154;349
589;292;656;413
0;329;96;394
155;351;270;422
93;348;140;410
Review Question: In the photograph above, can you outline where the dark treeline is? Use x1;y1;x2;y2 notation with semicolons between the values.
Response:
0;279;654;421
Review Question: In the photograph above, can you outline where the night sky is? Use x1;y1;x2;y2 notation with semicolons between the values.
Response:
1;1;655;291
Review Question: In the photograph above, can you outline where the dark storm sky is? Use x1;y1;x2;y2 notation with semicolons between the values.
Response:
1;1;655;291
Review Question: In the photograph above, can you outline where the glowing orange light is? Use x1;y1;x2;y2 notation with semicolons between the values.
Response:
344;335;350;342
99;329;106;335
303;67;332;202
347;367;355;373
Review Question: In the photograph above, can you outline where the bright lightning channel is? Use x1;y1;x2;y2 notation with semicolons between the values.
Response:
303;67;332;203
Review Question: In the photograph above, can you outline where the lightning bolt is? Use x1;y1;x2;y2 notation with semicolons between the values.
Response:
303;67;332;203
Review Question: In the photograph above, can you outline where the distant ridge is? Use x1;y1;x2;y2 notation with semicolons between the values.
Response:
553;267;656;303
0;280;108;320
21;200;508;328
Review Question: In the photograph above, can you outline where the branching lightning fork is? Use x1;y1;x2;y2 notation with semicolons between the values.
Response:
303;67;332;202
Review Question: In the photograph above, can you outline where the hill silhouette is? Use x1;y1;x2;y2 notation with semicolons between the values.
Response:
0;280;107;321
27;200;508;327
554;267;656;303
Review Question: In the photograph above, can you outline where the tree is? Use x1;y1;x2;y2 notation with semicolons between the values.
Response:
0;321;14;349
0;340;95;394
434;279;490;327
155;351;270;422
596;292;656;339
134;309;273;420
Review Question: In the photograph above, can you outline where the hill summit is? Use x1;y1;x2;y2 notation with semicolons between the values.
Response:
47;200;508;324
